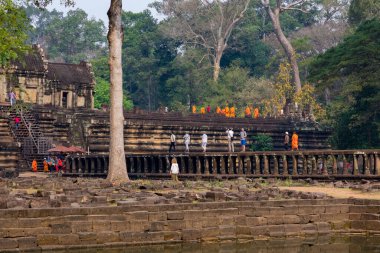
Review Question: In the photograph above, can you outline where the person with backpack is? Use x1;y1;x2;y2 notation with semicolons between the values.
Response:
240;128;247;152
226;128;234;152
169;132;176;152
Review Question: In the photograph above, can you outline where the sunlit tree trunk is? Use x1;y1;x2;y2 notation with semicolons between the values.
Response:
106;0;129;183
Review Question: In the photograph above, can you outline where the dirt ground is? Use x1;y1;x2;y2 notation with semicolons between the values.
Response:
279;186;380;200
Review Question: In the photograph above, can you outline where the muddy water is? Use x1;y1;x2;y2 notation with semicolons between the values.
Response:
52;235;380;253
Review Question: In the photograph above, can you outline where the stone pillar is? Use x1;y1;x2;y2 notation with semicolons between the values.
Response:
104;157;108;174
143;157;148;174
353;155;359;175
302;155;307;175
66;158;72;173
158;157;163;174
292;155;297;176
311;156;317;175
263;155;269;175
364;154;370;175
137;157;142;173
332;155;338;175
228;156;234;174
282;155;288;176
84;158;89;174
165;156;171;174
212;157;218;175
0;74;7;103
255;155;261;175
273;155;279;176
179;157;185;174
204;157;210;175
90;158;95;174
246;156;252;175
130;157;135;173
343;155;348;175
376;154;380;176
237;156;243;175
188;156;194;174
195;157;202;175
220;156;226;175
322;155;328;175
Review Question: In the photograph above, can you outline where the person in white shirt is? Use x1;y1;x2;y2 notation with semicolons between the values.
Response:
183;132;190;152
226;128;234;152
201;133;208;152
240;128;247;152
169;132;176;152
170;157;179;182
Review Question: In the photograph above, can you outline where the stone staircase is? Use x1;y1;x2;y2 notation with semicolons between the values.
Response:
0;104;20;170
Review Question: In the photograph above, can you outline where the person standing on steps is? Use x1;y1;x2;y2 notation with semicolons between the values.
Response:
240;128;247;152
32;159;37;172
170;157;179;182
183;132;190;152
169;132;176;152
9;90;16;106
292;131;299;151
284;132;290;150
201;133;208;152
226;128;234;152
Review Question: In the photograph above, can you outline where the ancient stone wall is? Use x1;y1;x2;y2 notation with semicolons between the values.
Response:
0;199;379;251
32;107;331;154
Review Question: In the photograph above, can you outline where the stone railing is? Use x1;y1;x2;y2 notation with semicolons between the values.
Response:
65;150;380;179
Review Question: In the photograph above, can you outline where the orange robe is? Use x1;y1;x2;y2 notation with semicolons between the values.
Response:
254;108;259;119
225;106;230;117
32;160;37;172
230;107;236;118
292;134;299;150
200;107;205;114
192;105;196;114
43;160;49;172
216;106;221;114
245;107;251;117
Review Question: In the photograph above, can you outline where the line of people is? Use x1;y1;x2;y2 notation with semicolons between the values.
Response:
31;155;65;173
168;129;299;153
191;104;260;119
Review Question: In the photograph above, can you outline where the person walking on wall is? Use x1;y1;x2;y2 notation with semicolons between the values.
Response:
292;131;299;151
201;133;208;152
226;128;234;152
9;90;16;106
32;159;37;172
170;157;179;182
284;132;290;150
183;132;190;152
169;132;176;152
240;128;247;152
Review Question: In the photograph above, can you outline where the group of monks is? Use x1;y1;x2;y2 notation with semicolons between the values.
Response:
191;105;260;119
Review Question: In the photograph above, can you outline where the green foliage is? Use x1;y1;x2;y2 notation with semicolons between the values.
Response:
0;0;31;66
250;134;273;151
25;6;106;63
309;19;380;148
349;0;380;25
94;78;133;110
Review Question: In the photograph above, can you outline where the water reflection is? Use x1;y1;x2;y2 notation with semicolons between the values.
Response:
49;235;380;253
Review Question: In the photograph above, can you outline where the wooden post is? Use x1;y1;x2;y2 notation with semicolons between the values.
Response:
282;155;288;176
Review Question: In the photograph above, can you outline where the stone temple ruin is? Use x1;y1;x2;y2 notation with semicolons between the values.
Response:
0;45;332;173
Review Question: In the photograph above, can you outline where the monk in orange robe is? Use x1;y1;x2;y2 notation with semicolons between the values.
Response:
292;132;299;151
43;159;49;172
32;159;37;172
245;106;251;118
230;106;236;118
254;108;259;119
200;107;206;114
192;105;196;114
225;106;230;117
216;106;222;114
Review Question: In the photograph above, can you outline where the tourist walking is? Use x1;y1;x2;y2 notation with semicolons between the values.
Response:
201;133;208;152
292;131;299;151
226;128;234;152
240;128;247;152
170;157;179;182
13;115;20;129
284;132;290;150
169;132;176;152
183;132;190;152
9;90;16;106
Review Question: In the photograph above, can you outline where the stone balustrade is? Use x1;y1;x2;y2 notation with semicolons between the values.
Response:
65;150;380;179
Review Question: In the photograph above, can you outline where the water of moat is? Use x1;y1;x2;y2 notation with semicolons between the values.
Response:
52;235;380;253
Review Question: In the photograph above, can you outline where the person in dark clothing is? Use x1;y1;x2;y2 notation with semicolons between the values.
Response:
284;132;290;150
169;132;176;152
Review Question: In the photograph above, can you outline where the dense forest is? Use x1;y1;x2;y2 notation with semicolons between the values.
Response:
0;0;379;149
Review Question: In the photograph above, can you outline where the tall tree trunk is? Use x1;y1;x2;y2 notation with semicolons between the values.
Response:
213;58;221;82
106;0;129;184
265;8;302;92
213;40;225;82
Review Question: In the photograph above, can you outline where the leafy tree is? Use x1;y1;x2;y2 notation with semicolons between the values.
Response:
250;134;273;151
25;6;106;63
309;19;380;148
349;0;380;25
0;0;30;66
152;0;251;81
94;78;133;110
